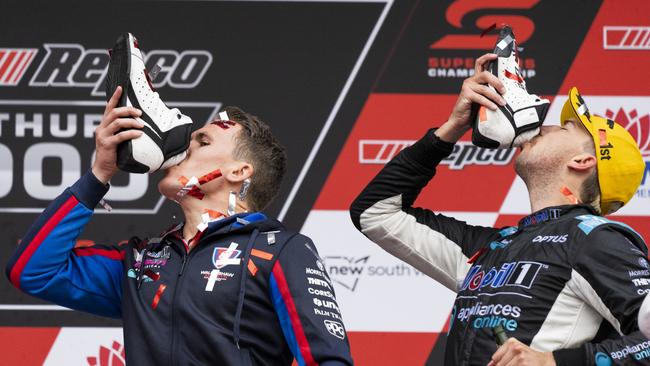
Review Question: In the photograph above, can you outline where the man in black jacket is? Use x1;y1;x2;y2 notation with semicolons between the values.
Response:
6;85;353;365
350;53;648;365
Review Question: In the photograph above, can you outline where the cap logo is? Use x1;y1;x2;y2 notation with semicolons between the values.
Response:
600;140;613;161
575;93;592;119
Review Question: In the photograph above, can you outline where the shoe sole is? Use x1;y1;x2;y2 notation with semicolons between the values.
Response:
109;33;150;173
472;26;549;148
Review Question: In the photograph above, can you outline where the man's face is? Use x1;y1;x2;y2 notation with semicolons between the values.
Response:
158;121;243;200
515;120;595;180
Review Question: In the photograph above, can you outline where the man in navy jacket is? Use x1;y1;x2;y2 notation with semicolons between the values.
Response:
6;87;352;366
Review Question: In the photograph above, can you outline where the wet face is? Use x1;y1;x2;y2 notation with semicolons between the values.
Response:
515;120;594;181
158;121;243;200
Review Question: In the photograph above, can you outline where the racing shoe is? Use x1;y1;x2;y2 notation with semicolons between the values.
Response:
105;32;193;173
472;25;550;149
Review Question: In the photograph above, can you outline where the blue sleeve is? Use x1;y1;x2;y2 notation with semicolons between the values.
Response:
269;235;353;366
5;170;124;318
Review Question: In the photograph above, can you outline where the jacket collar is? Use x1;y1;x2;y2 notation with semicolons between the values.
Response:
518;204;599;228
156;212;283;243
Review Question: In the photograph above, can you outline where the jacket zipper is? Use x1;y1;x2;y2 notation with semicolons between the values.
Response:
169;243;193;366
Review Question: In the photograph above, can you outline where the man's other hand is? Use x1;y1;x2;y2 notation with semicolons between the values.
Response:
487;338;556;366
91;86;144;184
435;53;506;143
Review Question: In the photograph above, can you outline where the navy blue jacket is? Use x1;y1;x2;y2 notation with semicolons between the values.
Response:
6;171;353;366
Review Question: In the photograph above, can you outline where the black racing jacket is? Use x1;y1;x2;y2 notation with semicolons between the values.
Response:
6;171;352;366
350;128;650;366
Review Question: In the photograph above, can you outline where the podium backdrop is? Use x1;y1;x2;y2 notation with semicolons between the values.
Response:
1;0;649;364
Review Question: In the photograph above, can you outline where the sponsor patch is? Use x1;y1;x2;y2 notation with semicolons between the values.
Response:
212;243;242;269
324;320;346;340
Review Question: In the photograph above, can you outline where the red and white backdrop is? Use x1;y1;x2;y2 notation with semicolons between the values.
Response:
1;0;648;365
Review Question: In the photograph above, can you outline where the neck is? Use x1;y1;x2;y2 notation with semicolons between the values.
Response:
180;190;249;243
525;177;581;213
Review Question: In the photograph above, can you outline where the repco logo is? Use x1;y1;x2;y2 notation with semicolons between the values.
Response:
16;43;212;96
0;43;220;214
430;0;538;50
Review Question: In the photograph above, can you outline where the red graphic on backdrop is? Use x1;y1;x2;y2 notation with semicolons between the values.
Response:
0;48;38;86
430;0;538;49
603;26;650;50
605;108;650;156
87;341;125;366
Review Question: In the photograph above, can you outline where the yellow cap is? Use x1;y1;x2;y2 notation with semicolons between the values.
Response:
560;87;645;214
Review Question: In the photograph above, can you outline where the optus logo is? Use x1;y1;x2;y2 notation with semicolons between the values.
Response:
86;341;125;366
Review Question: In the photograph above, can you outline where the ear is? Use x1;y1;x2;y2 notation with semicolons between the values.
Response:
224;161;253;183
567;153;597;173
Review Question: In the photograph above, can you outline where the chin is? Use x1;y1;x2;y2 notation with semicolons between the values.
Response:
157;174;180;200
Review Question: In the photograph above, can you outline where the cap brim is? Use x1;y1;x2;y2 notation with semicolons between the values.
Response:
560;87;596;137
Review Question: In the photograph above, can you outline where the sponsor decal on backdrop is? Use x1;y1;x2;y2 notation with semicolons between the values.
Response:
603;26;650;50
603;106;650;201
86;341;125;366
0;42;220;214
427;0;537;79
359;140;515;169
324;255;427;292
0;48;38;86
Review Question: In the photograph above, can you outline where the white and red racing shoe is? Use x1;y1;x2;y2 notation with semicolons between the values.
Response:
472;25;550;149
105;33;193;173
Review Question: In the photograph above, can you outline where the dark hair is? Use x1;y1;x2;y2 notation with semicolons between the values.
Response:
224;106;287;211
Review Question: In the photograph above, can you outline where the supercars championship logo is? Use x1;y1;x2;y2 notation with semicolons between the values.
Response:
0;43;221;214
427;0;538;79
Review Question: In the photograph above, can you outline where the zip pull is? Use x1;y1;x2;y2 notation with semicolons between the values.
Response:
179;255;188;277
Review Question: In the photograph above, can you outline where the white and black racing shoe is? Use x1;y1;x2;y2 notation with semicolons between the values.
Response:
105;33;193;173
471;25;550;149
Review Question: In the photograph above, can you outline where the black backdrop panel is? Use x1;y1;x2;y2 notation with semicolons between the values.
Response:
0;0;384;326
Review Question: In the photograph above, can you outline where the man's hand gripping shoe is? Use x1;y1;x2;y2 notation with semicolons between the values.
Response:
472;26;550;149
105;33;193;173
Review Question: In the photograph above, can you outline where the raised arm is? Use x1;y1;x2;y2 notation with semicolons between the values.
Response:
349;54;508;292
5;87;144;318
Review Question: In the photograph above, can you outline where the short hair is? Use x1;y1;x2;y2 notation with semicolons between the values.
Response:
224;106;287;211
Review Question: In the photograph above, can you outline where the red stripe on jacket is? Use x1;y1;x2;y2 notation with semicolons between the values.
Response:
73;247;125;260
272;262;317;366
9;196;79;287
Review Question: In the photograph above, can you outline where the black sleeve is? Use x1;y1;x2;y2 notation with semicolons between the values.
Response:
554;227;650;365
349;128;500;292
269;235;353;366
